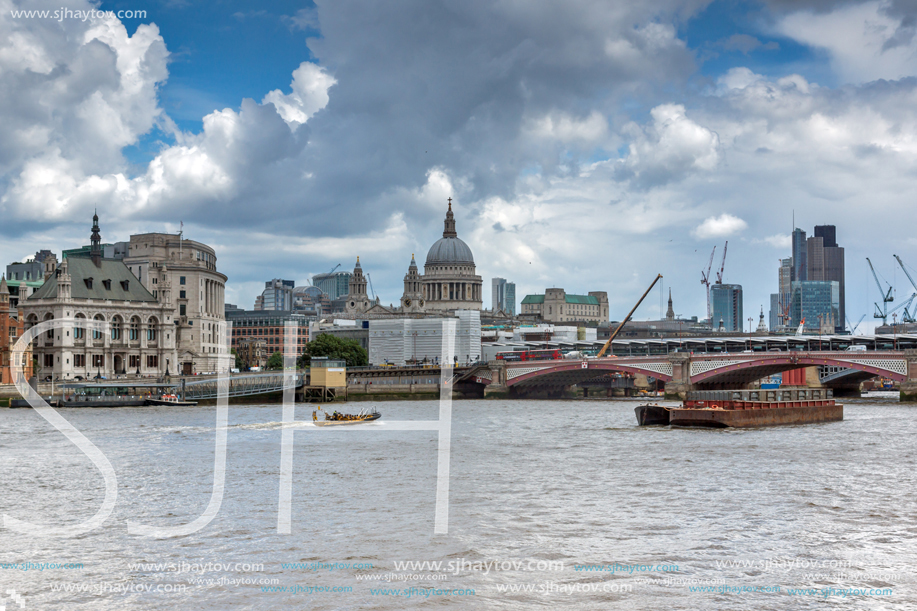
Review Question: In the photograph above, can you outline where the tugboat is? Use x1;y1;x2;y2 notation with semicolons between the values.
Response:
313;407;381;427
636;388;842;428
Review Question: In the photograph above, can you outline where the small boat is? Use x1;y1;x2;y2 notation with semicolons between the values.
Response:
313;407;381;427
146;394;198;407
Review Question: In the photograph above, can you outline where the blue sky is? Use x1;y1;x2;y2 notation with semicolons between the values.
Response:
3;0;917;331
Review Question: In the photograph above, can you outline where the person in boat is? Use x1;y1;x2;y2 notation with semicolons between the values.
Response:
312;410;317;422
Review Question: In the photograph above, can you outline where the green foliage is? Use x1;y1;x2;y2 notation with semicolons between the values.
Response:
266;351;284;370
230;348;242;370
298;333;368;368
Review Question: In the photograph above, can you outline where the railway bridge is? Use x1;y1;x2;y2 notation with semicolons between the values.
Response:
462;350;917;400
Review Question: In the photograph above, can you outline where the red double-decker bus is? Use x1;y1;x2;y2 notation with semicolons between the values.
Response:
496;349;562;362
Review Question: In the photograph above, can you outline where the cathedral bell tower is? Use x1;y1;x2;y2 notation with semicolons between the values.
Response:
400;254;425;312
345;257;371;314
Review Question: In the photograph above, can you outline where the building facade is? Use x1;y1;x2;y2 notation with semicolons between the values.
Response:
122;232;229;375
711;283;743;332
791;280;839;333
236;338;268;370
312;271;351;300
520;289;609;323
258;279;295;311
22;215;179;379
1;277;32;384
807;225;845;331
492;278;516;315
420;200;483;312
226;308;310;357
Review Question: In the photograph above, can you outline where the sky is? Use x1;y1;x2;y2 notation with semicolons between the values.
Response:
3;0;917;333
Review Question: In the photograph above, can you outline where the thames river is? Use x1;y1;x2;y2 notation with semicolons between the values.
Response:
0;395;913;609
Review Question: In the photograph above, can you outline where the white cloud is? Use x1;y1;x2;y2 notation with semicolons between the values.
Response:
262;62;336;126
526;111;608;143
619;104;719;186
692;214;748;239
752;234;792;249
777;1;917;84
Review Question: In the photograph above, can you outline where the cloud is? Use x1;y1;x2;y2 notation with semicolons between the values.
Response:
692;214;748;239
262;62;337;126
776;1;917;83
618;104;720;187
283;8;320;32
721;34;777;54
752;234;792;248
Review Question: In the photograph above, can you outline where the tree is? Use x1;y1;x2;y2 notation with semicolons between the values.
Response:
230;348;242;370
298;333;368;368
266;351;284;370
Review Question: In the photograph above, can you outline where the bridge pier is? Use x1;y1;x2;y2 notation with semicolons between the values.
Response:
663;354;691;399
901;351;917;402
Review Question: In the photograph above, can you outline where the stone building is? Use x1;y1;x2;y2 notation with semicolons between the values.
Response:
236;338;268;371
521;288;609;324
122;230;229;375
22;214;178;380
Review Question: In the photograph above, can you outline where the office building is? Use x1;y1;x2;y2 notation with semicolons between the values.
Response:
791;280;839;333
807;225;845;331
258;279;295;311
792;228;807;281
226;308;309;355
492;278;516;315
312;271;352;301
368;310;481;366
711;283;743;332
0;276;32;384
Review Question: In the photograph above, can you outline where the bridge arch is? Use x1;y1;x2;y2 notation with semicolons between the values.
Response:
506;359;673;390
689;354;907;389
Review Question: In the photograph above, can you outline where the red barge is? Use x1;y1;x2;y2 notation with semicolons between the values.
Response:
636;388;843;428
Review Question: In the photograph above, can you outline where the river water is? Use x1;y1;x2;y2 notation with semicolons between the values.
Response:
0;395;914;609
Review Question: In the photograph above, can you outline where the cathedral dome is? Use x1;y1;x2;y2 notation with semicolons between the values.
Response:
425;237;474;265
425;197;475;265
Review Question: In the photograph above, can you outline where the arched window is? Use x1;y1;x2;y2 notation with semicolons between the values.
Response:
111;316;122;341
74;313;86;339
43;313;54;339
93;314;105;340
147;317;158;341
130;316;140;341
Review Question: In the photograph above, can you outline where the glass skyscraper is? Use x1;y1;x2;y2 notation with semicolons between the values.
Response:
711;283;743;332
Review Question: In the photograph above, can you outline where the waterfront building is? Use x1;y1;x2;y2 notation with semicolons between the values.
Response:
258;279;295;311
419;199;483;312
122;230;229;375
22;214;178;379
492;278;516;316
0;276;32;384
520;288;609;324
225;308;309;356
711;283;743;332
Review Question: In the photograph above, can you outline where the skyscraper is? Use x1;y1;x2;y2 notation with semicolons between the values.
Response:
808;225;845;331
491;278;516;314
711;284;743;332
792;228;807;282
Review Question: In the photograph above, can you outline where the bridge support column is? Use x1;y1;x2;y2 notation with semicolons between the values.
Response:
901;351;917;402
483;362;511;398
663;354;692;400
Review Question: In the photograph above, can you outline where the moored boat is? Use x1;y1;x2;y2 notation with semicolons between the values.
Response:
313;407;381;426
635;404;670;425
145;394;198;407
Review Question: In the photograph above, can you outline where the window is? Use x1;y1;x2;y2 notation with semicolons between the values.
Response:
44;354;54;367
129;355;140;368
180;304;186;316
102;279;112;290
129;319;139;341
111;319;121;340
180;290;186;299
180;276;186;285
74;354;85;367
92;354;104;367
84;278;93;289
120;280;129;291
147;355;159;368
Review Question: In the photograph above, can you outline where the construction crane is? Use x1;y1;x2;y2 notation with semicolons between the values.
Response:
597;274;663;358
894;254;917;323
866;257;894;325
846;314;866;335
888;294;916;323
366;273;376;300
715;240;728;284
700;246;716;320
795;318;806;337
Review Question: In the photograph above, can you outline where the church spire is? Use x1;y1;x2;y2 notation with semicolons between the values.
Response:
90;209;102;267
665;288;675;321
443;197;457;238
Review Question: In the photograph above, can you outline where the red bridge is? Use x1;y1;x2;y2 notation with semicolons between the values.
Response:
462;351;916;399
